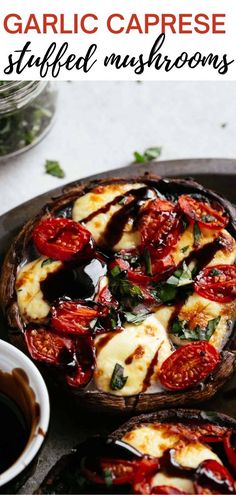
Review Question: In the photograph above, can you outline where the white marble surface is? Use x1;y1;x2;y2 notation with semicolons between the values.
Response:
1;81;236;216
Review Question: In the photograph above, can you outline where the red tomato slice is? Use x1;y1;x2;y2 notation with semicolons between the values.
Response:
132;458;160;495
159;342;221;391
224;432;236;473
33;217;94;262
194;459;235;494
66;336;95;388
51;300;108;335
139;199;181;257
178;195;228;230
151;487;188;494
25;327;73;365
194;265;236;303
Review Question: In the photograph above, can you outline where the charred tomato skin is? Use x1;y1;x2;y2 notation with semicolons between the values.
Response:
25;327;73;365
138;199;181;258
33;217;94;262
51;299;108;335
194;264;236;303
159;342;221;391
178;195;228;230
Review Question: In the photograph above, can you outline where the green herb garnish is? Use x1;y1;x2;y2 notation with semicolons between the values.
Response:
202;214;215;223
109;266;142;308
193;222;201;244
45;160;65;178
181;245;189;254
118;197;126;205
182;217;189;230
153;283;178;303
0;83;56;157
133;147;162;163
41;258;54;267
144;248;152;276
166;262;193;287
104;468;113;487
210;268;221;277
110;363;128;390
171;316;221;341
123;310;150;325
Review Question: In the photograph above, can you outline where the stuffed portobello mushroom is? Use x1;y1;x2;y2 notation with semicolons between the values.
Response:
36;408;236;494
1;175;236;413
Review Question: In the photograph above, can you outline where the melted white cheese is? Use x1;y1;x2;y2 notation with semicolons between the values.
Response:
16;257;62;323
72;183;148;251
94;314;173;396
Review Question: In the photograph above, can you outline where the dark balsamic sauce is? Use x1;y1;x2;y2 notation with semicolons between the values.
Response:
184;237;224;274
0;392;29;473
142;349;159;392
103;187;154;247
80;186;154;224
80;186;155;248
41;258;107;303
95;330;122;355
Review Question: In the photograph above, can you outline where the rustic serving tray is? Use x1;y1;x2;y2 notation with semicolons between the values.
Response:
0;158;235;493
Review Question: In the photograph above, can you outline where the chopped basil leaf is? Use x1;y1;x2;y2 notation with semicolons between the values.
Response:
155;283;177;303
133;147;162;163
171;316;221;341
110;363;128;390
167;261;193;287
104;468;113;487
17;289;23;292
123;310;150;324
144;147;162;161
210;268;221;277
181;245;189;254
45;160;65;178
108;307;121;330
144;248;152;276
41;258;54;267
111;265;121;277
206;317;221;338
133;151;146;163
193;222;201;244
118;197;126;205
109;269;143;308
182;217;189;230
202;214;215;223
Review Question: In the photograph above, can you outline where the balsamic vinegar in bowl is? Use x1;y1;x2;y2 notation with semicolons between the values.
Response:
0;392;29;474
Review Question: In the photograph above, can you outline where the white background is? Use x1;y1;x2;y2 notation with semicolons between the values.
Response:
0;0;236;80
1;80;236;216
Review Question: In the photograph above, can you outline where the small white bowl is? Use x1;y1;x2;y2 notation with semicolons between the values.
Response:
0;339;50;487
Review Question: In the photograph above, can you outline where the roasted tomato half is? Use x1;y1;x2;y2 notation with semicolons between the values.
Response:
139;199;181;257
33;217;94;262
194;264;236;303
159;342;221;391
25;328;95;388
25;327;73;365
51;300;109;335
178;195;228;230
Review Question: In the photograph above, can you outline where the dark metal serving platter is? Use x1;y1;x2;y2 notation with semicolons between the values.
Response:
0;158;236;493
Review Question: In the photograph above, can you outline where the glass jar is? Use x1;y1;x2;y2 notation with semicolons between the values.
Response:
0;81;58;159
